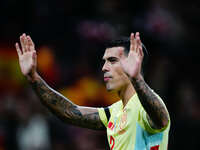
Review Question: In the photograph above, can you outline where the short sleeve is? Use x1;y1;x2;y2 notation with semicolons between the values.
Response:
98;108;109;127
98;102;119;128
138;91;170;134
140;107;170;134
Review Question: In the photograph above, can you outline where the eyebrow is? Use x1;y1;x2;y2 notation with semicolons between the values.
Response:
102;56;119;61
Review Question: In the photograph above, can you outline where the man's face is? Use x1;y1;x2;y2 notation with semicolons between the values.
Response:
102;47;130;92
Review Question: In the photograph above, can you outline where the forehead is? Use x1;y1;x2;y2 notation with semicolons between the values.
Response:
103;47;125;59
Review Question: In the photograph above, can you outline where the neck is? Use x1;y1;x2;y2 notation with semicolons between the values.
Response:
118;82;136;108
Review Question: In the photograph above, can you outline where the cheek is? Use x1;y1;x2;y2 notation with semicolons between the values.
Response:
108;67;129;90
114;66;128;81
112;64;123;75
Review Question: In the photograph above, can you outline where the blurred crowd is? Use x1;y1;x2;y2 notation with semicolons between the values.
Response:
0;0;200;149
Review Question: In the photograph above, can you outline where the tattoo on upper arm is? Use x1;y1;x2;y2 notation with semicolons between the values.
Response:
132;78;169;129
31;77;105;130
146;114;160;129
78;111;106;130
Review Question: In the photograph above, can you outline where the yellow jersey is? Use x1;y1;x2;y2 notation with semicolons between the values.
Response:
98;93;170;150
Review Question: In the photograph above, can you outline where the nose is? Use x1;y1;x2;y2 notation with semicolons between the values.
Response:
102;62;109;72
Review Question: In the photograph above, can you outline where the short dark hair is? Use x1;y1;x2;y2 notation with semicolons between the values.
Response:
104;37;149;75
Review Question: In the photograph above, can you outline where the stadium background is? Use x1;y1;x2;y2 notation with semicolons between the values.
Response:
0;0;199;149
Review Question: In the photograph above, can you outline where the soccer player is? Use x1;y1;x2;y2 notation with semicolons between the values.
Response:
15;32;170;150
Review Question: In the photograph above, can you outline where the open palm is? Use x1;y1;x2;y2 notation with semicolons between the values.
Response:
121;32;144;79
15;34;37;76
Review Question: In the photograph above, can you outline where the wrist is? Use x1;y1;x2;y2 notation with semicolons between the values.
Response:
131;74;146;91
26;71;39;83
131;74;143;83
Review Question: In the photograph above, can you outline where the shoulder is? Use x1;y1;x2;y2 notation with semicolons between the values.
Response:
109;100;122;113
128;93;142;109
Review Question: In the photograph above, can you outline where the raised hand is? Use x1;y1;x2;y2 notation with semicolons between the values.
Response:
15;33;37;78
121;32;144;79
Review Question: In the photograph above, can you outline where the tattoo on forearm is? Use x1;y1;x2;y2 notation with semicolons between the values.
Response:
31;76;105;130
132;78;169;129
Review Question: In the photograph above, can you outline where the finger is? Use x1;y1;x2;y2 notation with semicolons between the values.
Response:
130;33;135;51
15;43;22;57
136;32;142;45
135;32;140;42
27;36;35;52
20;34;26;53
135;32;141;54
139;45;144;57
130;33;137;53
135;32;139;37
24;34;29;52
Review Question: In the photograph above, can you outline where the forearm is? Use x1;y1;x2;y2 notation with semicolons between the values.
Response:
29;73;81;123
28;73;105;130
132;75;169;129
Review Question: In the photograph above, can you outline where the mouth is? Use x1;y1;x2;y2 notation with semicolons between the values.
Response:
104;77;111;82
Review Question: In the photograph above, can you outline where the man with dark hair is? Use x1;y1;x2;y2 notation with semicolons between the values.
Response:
15;32;170;150
105;36;149;76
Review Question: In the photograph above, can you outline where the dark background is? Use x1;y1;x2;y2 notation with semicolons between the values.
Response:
0;0;200;149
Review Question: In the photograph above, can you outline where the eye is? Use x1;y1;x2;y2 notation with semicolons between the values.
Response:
108;57;118;64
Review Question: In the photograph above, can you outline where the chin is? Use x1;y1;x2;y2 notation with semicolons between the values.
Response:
105;84;112;92
106;84;118;92
106;88;113;92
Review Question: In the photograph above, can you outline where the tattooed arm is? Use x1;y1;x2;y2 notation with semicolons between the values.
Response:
15;34;105;130
31;73;105;130
121;32;169;129
132;75;169;129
